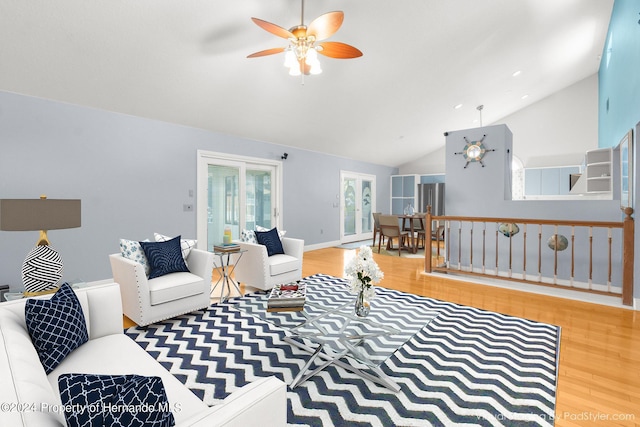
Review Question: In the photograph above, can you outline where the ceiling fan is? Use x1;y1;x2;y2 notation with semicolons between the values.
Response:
247;0;363;76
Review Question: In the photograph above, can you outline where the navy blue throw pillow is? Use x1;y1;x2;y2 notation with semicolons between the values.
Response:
140;235;190;279
255;227;285;257
58;373;175;427
25;283;89;374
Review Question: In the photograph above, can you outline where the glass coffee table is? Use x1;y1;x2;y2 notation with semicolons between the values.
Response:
233;278;437;392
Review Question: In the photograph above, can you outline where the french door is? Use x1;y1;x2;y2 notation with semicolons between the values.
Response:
197;151;282;251
340;171;376;243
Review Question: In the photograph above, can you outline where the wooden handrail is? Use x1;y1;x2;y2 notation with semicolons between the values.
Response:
429;215;623;229
424;205;635;306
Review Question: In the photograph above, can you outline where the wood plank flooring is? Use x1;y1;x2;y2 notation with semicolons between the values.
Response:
302;248;640;427
126;246;640;426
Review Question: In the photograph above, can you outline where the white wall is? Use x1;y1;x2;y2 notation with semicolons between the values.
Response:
399;74;598;174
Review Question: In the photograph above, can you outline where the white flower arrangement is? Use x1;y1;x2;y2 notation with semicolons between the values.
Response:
344;245;384;299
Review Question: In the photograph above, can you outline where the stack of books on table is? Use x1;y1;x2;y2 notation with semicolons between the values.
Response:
267;282;306;312
213;243;240;253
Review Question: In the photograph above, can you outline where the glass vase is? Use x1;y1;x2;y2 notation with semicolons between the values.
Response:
354;287;371;317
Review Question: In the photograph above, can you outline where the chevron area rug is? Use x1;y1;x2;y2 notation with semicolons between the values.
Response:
125;274;560;427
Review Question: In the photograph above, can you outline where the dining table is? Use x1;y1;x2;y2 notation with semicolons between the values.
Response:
398;214;426;254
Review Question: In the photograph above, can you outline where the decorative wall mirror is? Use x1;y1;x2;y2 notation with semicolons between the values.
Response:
619;129;633;209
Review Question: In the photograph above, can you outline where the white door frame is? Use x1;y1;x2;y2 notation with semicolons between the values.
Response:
340;170;376;243
196;150;283;251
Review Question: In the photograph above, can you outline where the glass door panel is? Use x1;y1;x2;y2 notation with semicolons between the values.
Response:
207;164;240;251
361;180;373;233
344;178;357;237
340;172;375;243
246;169;273;230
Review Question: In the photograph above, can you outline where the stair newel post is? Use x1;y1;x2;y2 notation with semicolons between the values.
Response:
622;207;634;306
425;205;433;273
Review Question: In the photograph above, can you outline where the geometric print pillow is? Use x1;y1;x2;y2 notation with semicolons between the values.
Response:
154;233;196;262
140;236;190;280
24;283;89;374
58;373;175;427
120;238;151;276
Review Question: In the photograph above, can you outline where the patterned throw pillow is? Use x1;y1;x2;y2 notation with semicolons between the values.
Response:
140;236;190;279
241;229;257;243
154;233;196;262
120;238;151;276
58;373;175;427
255;227;285;257
25;283;89;374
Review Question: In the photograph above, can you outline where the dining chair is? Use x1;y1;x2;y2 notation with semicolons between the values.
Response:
403;214;426;250
378;215;409;256
372;212;384;248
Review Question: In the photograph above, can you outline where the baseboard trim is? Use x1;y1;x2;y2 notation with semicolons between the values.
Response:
304;240;341;252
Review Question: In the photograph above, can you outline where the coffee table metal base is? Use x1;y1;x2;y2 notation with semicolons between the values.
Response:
282;300;405;392
285;337;401;392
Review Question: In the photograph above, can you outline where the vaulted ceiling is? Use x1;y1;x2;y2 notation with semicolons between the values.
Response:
0;0;613;167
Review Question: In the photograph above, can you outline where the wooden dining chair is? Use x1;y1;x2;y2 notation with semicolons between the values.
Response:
402;214;427;250
372;212;384;248
378;215;409;256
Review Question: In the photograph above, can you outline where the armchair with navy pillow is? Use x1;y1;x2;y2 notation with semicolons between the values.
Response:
234;227;304;291
109;234;214;326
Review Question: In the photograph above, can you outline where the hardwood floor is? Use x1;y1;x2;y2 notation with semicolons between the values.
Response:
127;246;640;426
302;248;640;427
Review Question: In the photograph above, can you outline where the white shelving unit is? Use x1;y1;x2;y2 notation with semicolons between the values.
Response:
390;175;418;214
585;148;612;193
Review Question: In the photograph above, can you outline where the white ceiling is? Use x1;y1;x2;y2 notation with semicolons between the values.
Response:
0;0;613;167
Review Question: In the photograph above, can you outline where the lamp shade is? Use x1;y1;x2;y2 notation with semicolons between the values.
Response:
0;198;81;231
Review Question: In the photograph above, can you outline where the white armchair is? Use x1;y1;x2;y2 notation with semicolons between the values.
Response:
109;248;214;326
234;237;304;291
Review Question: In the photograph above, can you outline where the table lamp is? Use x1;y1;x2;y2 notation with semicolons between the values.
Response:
0;196;81;296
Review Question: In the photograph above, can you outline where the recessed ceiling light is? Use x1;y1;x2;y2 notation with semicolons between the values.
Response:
512;70;522;77
454;104;463;110
521;94;529;99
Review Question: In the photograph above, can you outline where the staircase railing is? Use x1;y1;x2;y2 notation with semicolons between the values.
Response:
424;206;634;306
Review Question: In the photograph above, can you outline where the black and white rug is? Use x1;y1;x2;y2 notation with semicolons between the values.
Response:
125;274;560;427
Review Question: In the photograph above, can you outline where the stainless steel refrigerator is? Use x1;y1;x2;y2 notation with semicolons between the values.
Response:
417;183;445;215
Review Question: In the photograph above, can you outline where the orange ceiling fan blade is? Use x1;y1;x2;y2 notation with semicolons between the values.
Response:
247;47;286;58
251;17;295;39
307;11;344;41
317;41;363;59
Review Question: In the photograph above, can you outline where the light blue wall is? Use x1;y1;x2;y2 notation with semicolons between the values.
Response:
0;91;397;289
598;0;640;149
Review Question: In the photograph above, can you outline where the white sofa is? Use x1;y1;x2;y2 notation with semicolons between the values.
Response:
234;237;304;291
109;248;214;326
0;282;287;426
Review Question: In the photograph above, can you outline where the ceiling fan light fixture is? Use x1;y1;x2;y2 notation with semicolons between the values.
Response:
309;64;322;75
284;49;297;68
248;0;361;78
288;64;302;76
305;48;322;74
